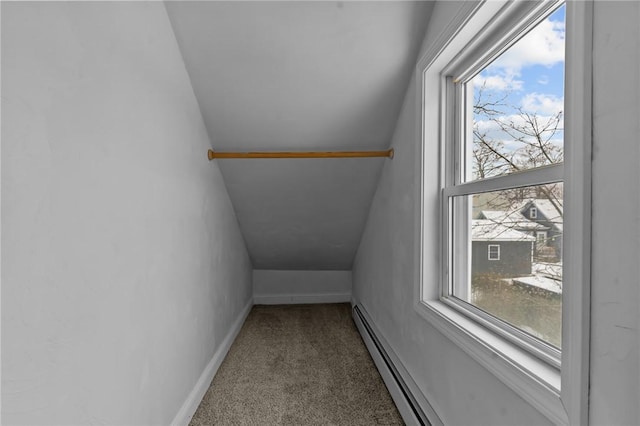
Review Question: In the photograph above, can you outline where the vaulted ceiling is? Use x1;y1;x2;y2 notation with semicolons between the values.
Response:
165;1;432;270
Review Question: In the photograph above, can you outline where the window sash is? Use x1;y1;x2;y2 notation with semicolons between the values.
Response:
443;161;564;199
442;188;563;365
441;4;566;360
488;244;500;260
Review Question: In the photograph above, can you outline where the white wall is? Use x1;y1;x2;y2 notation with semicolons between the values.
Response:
354;1;635;424
1;3;252;425
253;270;351;305
589;2;640;425
352;21;553;425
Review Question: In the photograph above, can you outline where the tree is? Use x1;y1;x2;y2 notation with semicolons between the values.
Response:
472;83;564;218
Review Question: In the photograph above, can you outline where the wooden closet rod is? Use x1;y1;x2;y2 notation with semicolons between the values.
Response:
207;148;394;160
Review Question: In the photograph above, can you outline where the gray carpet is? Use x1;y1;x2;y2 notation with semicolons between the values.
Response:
189;303;404;425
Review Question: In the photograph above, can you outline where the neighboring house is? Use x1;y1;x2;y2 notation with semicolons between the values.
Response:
519;199;563;262
476;198;564;263
471;220;536;277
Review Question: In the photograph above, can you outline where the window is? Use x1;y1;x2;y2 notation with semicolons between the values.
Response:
416;1;592;424
488;244;500;260
537;231;548;246
446;2;565;353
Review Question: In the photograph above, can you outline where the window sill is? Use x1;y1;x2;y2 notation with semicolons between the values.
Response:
414;299;569;425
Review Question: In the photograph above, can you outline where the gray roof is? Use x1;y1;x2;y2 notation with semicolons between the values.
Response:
471;220;536;242
479;210;548;231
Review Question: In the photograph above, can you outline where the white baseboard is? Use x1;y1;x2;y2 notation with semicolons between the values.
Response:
171;298;253;426
352;303;443;426
253;292;351;305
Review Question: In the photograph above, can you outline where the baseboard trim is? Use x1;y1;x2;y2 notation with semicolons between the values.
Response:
253;292;351;305
353;304;443;426
171;298;253;426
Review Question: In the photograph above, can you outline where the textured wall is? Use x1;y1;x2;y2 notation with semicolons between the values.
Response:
1;3;252;424
352;1;557;424
253;270;352;304
589;2;640;424
355;1;640;425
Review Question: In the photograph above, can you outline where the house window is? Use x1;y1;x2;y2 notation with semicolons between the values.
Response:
537;231;548;246
488;244;500;260
416;0;592;423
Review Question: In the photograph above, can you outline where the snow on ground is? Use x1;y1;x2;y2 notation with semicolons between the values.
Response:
505;262;562;294
533;262;562;279
512;275;562;294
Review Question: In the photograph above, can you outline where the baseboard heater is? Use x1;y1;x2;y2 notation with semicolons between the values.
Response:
353;305;440;426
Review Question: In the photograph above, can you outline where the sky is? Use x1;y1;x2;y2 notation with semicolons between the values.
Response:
470;4;566;164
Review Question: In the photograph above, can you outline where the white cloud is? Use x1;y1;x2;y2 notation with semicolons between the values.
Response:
474;118;500;134
474;120;500;135
473;73;523;91
471;16;564;94
491;19;565;74
521;93;563;115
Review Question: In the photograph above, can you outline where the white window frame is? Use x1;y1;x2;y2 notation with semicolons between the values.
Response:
414;1;592;425
488;244;500;261
444;0;564;368
537;231;548;246
530;207;538;219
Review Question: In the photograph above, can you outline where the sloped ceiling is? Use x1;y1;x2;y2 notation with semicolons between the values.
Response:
165;1;432;270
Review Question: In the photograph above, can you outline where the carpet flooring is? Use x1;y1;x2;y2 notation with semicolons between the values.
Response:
189;303;403;425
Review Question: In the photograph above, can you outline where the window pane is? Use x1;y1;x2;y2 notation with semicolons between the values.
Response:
452;183;563;348
463;5;566;182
